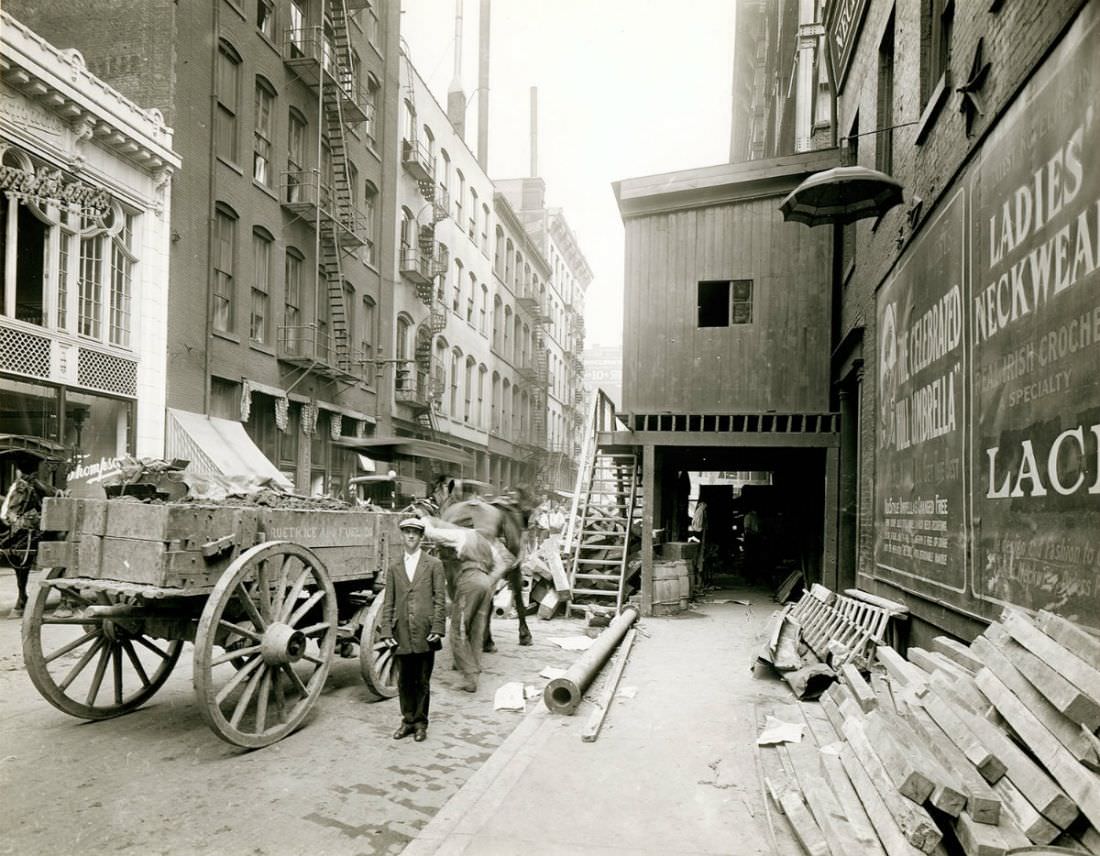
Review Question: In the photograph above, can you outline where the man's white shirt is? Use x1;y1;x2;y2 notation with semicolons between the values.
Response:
403;549;421;583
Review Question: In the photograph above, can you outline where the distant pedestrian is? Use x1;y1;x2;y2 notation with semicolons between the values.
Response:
379;517;447;742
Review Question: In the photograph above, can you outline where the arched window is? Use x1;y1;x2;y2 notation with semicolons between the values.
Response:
455;169;465;222
452;258;464;313
363;180;378;265
466;271;476;325
396;314;412;361
450;347;462;415
253;76;275;186
434;338;448;413
491;371;501;432
494;226;505;275
492;295;503;350
477;364;487;429
479;283;489;335
286;108;307;203
503;305;513;358
250;226;274;344
504;239;514;286
284;246;303;351
501;378;511;436
512;314;522;365
400;207;415;250
464;356;475;422
439;149;451;199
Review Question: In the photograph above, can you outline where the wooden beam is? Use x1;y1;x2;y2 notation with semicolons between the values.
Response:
870;672;897;716
840;717;942;852
783;737;867;856
869;709;967;816
972;632;1100;769
863;713;935;804
877;646;928;696
975;667;1100;830
580;628;636;742
991;775;1060;845
949;698;1078;830
840;663;877;713
904;701;1002;824
932;636;982;673
779;789;831;856
953;808;1030;856
838;746;931;856
818;751;888;855
1035;610;1100;667
921;688;1006;783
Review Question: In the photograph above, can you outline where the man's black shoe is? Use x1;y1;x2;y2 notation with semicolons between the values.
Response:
413;725;427;742
393;723;416;740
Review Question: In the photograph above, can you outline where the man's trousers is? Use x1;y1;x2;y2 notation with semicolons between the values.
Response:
396;650;435;725
450;568;493;681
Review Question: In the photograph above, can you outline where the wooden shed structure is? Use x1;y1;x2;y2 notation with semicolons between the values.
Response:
610;149;845;613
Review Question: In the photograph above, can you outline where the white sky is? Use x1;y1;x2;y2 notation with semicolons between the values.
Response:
400;0;736;348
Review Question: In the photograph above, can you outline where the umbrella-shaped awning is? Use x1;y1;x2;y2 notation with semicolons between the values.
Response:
779;165;904;227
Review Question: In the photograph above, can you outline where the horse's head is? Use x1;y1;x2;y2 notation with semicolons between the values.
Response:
1;471;52;527
428;475;457;514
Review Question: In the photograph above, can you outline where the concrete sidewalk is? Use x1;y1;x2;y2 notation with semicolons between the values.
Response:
401;586;795;856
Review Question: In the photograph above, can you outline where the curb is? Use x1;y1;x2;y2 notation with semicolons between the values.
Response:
401;700;557;855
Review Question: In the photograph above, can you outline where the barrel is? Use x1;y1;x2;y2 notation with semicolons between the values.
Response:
678;571;691;608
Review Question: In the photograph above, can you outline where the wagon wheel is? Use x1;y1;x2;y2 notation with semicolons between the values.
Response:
193;541;337;749
359;593;398;700
22;568;184;720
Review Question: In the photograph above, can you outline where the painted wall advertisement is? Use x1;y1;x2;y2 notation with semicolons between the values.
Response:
875;7;1100;626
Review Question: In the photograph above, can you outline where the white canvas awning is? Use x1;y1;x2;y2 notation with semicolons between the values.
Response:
166;408;291;490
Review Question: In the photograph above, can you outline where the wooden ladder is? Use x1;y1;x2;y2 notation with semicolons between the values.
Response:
567;450;641;616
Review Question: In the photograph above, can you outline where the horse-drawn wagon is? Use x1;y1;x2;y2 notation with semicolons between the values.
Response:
22;495;405;748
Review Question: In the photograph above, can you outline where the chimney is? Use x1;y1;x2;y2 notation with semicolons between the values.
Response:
447;0;467;139
529;86;538;177
476;0;490;170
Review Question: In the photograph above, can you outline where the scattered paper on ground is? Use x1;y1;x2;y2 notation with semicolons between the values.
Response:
539;666;568;679
523;684;541;700
493;682;526;712
550;636;594;651
617;686;638;699
756;716;805;746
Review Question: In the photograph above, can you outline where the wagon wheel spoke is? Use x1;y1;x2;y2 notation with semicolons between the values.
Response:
277;568;310;624
211;644;262;667
112;644;124;705
272;669;287;724
281;663;310;697
300;653;326;667
215;654;263;706
275;555;296;613
296;621;330;637
85;643;112;706
254;669;272;733
58;636;106;691
42;630;98;665
217;620;263;643
254;558;273;621
234;583;268;632
132;635;173;660
229;665;265;729
287;590;325;627
120;639;151;688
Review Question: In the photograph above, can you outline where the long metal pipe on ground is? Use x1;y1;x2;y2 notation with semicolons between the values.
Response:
544;605;640;715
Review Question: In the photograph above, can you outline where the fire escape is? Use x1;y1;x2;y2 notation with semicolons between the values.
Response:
521;281;552;485
279;0;368;382
395;41;450;439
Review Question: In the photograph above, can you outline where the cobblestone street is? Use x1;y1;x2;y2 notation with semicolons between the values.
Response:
0;571;588;856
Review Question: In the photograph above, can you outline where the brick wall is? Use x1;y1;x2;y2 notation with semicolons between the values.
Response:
836;0;1092;640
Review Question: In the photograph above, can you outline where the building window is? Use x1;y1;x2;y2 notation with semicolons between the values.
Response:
288;0;306;57
251;229;272;344
922;0;954;103
464;356;475;422
286;109;306;203
494;226;504;275
452;258;463;314
697;280;754;327
284;248;302;351
216;41;241;165
314;265;330;360
363;180;378;265
876;13;895;175
361;296;375;375
469;188;479;243
256;0;275;40
477;365;486;428
455;169;465;223
466;272;476;325
213;205;237;332
480;284;489;335
481;203;490;248
107;213;135;347
253;78;275;187
439;150;451;203
450;348;461;415
365;1;380;47
364;75;379;142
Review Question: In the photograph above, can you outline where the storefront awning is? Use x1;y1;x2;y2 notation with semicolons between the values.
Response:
166;408;292;490
332;436;473;468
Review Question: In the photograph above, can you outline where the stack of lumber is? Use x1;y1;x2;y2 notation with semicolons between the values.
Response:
758;607;1100;856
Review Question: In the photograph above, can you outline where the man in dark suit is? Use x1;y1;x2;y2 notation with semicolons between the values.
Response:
379;517;447;742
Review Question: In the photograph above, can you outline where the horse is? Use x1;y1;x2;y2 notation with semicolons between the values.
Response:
428;477;536;649
1;470;62;617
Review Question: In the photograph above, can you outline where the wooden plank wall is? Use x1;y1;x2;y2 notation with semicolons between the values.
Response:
622;197;833;414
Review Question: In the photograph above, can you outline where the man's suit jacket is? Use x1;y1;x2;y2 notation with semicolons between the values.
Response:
381;551;447;655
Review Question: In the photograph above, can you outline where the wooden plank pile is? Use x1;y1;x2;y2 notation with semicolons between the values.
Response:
757;607;1100;855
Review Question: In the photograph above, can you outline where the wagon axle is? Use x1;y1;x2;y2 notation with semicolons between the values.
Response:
261;624;307;666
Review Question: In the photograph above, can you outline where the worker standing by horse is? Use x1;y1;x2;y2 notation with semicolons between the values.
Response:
417;500;516;693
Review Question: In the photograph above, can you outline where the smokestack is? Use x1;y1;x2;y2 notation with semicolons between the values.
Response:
529;86;538;177
448;0;467;139
477;0;490;170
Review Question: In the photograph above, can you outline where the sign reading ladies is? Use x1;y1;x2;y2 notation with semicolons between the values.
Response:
972;6;1100;620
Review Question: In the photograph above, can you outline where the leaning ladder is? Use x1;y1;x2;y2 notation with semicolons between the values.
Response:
567;450;640;616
